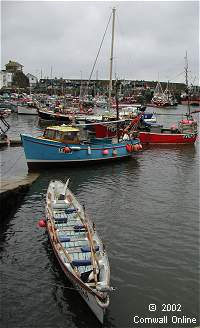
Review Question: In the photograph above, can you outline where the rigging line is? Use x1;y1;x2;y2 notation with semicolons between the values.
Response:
86;12;112;90
168;71;184;82
3;152;24;176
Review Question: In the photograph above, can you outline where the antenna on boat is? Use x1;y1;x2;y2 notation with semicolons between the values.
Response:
184;51;191;116
108;7;116;111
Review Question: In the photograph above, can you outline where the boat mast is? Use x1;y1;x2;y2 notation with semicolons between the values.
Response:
184;51;191;116
115;79;120;142
185;51;189;87
108;7;116;110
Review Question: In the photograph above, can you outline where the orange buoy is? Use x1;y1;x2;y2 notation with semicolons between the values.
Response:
64;147;71;153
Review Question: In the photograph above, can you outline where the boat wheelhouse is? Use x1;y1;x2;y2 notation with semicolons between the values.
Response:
42;126;81;144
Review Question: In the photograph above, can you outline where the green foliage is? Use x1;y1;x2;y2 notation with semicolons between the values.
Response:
12;71;29;88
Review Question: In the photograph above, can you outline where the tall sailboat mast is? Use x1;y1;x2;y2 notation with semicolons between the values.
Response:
108;7;116;109
184;51;191;116
184;51;189;88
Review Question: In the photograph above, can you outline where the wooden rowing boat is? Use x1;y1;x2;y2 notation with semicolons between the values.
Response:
45;179;111;323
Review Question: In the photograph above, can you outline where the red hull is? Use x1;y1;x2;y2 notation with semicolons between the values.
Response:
94;125;197;144
139;132;197;144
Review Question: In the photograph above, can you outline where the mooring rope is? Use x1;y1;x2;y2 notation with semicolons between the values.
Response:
1;271;116;291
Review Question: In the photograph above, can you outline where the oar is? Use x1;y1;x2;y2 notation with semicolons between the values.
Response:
86;229;98;284
75;208;100;283
48;217;104;297
84;213;101;278
58;190;100;284
47;216;79;274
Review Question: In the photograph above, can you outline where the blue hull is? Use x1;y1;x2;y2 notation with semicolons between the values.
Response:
21;134;141;169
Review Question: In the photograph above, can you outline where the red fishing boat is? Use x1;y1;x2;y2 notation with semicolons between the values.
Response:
138;118;197;144
92;51;198;145
92;115;198;145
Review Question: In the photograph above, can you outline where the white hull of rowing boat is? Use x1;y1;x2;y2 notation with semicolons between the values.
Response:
48;228;106;323
45;179;110;323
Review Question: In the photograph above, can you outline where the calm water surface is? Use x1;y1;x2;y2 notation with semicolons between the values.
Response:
1;106;199;328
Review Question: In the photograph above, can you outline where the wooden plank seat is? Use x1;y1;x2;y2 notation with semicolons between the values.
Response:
62;258;93;274
74;225;85;230
54;218;82;225
54;225;85;231
52;203;70;209
58;234;88;242
59;236;71;242
58;236;95;243
54;213;68;219
54;219;82;226
60;242;99;254
78;265;93;274
54;218;68;223
68;248;92;254
53;205;77;213
61;240;89;248
72;259;92;266
81;245;99;253
57;230;86;237
59;236;88;243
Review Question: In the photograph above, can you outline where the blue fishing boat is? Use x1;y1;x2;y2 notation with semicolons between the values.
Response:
21;125;142;170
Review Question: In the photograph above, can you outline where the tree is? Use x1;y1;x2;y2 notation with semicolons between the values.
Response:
12;71;29;88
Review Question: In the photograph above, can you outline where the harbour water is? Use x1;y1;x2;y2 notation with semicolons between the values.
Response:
1;106;199;328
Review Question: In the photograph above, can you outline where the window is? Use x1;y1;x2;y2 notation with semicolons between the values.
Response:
44;129;55;139
54;130;61;140
62;131;79;142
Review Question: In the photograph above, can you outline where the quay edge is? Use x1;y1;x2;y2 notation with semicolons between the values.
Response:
0;173;40;218
0;139;22;147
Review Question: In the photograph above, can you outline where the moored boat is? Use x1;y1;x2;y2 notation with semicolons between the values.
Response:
92;114;198;145
44;179;111;323
38;108;72;122
151;81;169;107
17;101;38;115
21;124;142;170
138;117;198;144
38;106;95;123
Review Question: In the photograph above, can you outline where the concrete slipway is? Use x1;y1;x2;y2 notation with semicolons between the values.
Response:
0;173;40;218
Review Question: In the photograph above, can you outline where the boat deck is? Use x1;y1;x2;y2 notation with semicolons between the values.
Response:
52;204;98;274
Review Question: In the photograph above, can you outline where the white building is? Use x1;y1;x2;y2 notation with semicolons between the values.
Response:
0;71;13;89
26;73;38;87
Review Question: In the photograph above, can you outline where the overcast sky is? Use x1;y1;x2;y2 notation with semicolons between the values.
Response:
1;1;199;84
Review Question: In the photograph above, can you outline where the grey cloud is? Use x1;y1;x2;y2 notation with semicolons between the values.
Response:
2;1;199;83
